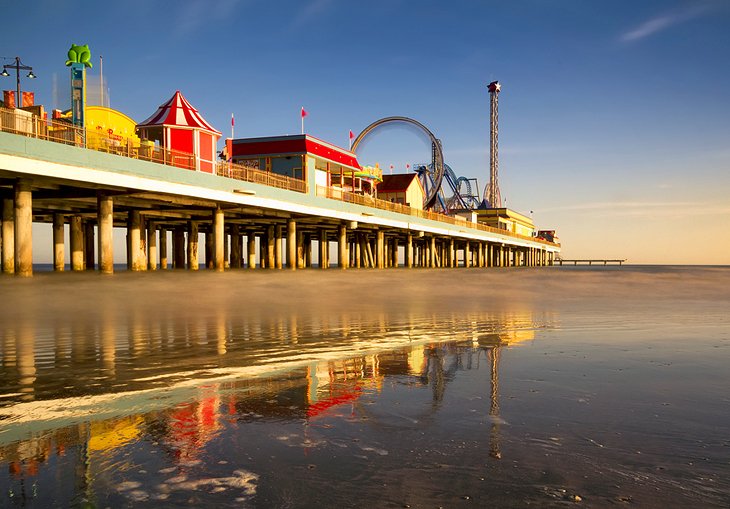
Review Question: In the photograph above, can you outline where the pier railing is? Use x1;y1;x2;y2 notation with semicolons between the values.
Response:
0;107;557;247
316;185;559;247
0;106;308;194
215;162;308;193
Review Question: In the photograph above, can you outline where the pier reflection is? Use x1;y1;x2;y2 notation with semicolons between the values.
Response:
0;305;555;506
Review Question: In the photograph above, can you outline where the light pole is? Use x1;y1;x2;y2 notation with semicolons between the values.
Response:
1;57;36;108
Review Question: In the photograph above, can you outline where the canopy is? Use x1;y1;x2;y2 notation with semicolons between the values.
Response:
137;90;221;135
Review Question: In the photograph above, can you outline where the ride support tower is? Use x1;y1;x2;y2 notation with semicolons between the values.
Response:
483;80;502;208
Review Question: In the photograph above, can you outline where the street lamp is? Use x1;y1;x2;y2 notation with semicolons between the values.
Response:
2;56;36;108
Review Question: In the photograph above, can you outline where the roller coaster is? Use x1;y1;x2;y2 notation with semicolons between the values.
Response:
351;116;481;214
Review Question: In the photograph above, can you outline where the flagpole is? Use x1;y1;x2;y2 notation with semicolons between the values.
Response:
301;107;304;135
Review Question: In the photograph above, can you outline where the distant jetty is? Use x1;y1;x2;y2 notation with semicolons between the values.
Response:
556;259;626;266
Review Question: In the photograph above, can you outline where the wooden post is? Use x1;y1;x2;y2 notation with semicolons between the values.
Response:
1;199;14;274
355;234;361;268
14;181;32;277
319;229;328;269
287;219;297;270
338;224;347;269
97;194;113;274
247;231;257;269
230;224;241;269
297;230;305;269
392;237;399;268
214;207;225;272
188;221;199;270
71;215;84;272
376;230;384;269
128;211;143;271
275;224;283;269
147;222;157;270
406;233;413;268
53;213;65;272
205;231;214;269
159;228;168;269
265;225;274;270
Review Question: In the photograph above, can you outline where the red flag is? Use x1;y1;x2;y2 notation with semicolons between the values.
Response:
406;163;410;169
349;130;354;140
231;113;235;127
301;107;308;118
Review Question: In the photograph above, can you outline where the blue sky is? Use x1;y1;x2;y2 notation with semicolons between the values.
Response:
2;0;729;263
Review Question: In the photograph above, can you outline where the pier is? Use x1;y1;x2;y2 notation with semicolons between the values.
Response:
556;259;626;266
0;107;559;276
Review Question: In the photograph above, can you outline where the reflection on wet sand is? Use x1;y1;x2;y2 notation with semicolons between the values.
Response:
0;305;544;506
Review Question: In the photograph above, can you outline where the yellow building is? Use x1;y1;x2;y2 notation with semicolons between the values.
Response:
474;208;535;237
85;105;140;151
376;173;425;210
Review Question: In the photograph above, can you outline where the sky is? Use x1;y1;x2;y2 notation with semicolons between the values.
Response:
2;0;729;264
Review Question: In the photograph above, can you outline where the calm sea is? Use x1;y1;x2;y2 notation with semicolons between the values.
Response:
1;266;728;508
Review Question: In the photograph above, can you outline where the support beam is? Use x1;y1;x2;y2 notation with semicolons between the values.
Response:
287;219;297;270
53;213;64;272
376;230;384;269
392;237;399;268
147;222;157;271
205;232;214;269
14;181;32;277
319;229;328;269
1;199;14;275
247;231;256;269
430;237;437;268
159;228;168;270
128;211;143;271
188;221;199;270
71;215;84;272
97;194;113;274
275;224;283;269
214;207;225;271
230;224;241;269
338;224;347;269
406;233;413;268
266;225;275;270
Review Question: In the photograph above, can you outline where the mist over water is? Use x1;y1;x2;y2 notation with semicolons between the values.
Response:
1;267;729;507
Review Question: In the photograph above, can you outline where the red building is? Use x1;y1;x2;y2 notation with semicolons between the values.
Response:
228;134;381;197
136;91;221;173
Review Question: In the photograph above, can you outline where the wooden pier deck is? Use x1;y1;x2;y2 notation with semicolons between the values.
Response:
0;108;560;276
556;259;626;266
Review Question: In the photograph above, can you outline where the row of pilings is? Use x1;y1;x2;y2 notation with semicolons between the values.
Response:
0;181;553;276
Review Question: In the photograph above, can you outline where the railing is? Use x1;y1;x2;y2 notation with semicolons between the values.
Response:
316;185;560;248
1;107;558;246
216;162;308;193
0;106;308;193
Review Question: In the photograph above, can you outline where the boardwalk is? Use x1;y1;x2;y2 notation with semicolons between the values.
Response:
0;107;559;276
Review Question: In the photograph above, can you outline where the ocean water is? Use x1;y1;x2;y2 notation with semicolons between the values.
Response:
0;266;728;508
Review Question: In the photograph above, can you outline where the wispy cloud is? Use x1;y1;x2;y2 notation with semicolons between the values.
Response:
619;4;712;43
292;0;335;28
539;201;730;218
175;0;242;36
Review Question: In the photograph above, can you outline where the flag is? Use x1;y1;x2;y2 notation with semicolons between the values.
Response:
231;113;235;127
349;130;354;140
301;107;308;118
406;163;410;170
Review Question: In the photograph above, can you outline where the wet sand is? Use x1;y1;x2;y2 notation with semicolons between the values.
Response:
1;266;729;507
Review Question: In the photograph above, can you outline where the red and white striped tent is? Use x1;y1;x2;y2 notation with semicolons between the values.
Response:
136;91;221;173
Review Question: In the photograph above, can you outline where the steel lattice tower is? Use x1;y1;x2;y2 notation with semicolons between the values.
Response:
483;81;502;208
